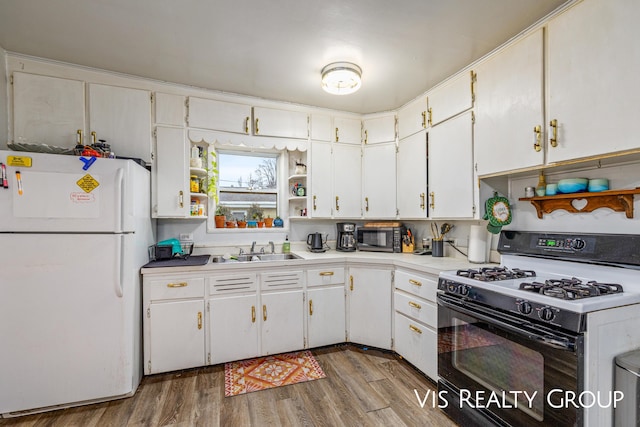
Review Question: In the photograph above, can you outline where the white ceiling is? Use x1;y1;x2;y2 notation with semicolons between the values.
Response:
0;0;567;114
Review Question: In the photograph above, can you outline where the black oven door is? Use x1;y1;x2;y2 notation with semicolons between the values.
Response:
438;293;583;427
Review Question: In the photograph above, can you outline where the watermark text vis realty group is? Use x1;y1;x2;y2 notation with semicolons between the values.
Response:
414;389;624;410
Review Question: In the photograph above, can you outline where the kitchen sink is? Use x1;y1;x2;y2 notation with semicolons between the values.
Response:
210;253;301;263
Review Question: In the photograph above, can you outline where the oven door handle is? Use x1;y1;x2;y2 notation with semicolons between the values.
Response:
438;295;575;352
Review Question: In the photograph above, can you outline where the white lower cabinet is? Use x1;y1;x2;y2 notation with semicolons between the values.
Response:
209;294;259;364
143;276;206;374
307;266;346;348
393;269;439;380
261;290;305;355
348;267;392;350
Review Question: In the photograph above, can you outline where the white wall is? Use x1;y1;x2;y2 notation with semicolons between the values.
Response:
0;46;8;147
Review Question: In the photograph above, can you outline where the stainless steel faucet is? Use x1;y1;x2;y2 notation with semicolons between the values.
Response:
268;241;275;254
250;241;257;253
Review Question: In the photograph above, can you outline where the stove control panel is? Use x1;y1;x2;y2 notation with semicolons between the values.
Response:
535;237;586;251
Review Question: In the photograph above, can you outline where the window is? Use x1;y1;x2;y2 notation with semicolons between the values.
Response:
217;151;278;222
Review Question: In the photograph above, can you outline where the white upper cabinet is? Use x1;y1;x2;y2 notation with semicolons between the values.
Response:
187;97;251;134
428;111;474;218
310;114;333;142
153;126;189;218
474;29;545;176
362;114;396;145
363;142;397;218
398;96;428;140
309;141;333;218
427;70;475;127
397;131;428;219
252;106;308;139
87;83;152;163
12;72;85;148
333;116;361;144
154;92;185;127
333;143;362;218
546;0;640;163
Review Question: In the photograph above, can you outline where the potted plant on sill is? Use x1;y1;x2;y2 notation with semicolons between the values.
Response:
264;215;274;228
247;203;264;228
214;204;230;228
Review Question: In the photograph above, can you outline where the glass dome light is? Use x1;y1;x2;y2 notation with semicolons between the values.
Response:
321;62;362;95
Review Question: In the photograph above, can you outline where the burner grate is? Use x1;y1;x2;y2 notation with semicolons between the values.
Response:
456;267;536;282
519;279;624;300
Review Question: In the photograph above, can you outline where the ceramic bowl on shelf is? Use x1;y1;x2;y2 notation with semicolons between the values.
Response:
588;178;609;192
557;178;589;194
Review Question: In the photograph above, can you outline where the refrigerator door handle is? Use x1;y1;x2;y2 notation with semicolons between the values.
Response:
115;234;124;298
115;168;124;233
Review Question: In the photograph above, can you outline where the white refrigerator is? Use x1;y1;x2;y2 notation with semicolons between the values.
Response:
0;150;155;416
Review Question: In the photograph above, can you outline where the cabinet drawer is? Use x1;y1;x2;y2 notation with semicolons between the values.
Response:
394;291;436;328
307;267;345;287
394;312;437;380
394;270;437;302
261;271;303;290
148;278;205;300
208;273;257;295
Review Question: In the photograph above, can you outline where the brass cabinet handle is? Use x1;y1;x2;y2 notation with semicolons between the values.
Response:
429;192;435;210
363;130;368;144
470;70;477;103
350;275;354;291
263;304;267;321
421;111;427;129
309;299;314;316
335;196;340;211
420;193;426;210
319;271;334;276
244;116;250;134
76;129;84;145
91;131;97;144
179;190;184;208
409;301;422;310
335;127;339;142
197;312;202;330
313;195;317;211
427;108;433;126
409;324;423;334
549;119;558;147
167;282;188;288
533;125;542;152
365;197;369;212
251;305;256;323
255;118;260;134
409;279;422;287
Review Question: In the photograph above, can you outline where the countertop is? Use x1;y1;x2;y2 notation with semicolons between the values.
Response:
141;243;498;277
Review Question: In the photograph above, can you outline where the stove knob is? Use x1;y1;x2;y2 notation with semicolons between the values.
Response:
518;301;533;315
459;285;470;296
539;307;555;322
572;238;586;250
448;283;457;293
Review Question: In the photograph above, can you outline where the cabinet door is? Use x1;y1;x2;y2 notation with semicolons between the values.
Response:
310;114;333;142
474;29;544;176
333;143;362;218
547;0;640;163
308;286;346;348
362;114;396;145
363;142;397;218
88;83;152;163
187;97;251;134
209;295;259;364
398;96;428;140
394;312;437;380
397;131;428;218
12;72;85;149
261;290;304;355
334;117;361;144
309;141;332;218
427;71;474;127
149;300;205;374
154;92;185;126
253;107;308;139
153;126;189;218
428;111;474;218
348;268;392;350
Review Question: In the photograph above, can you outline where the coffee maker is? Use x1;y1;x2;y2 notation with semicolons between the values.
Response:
336;222;356;252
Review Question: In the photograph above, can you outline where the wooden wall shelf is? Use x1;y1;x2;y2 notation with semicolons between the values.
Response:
519;188;640;219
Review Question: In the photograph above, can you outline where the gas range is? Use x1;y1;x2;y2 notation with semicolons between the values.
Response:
438;232;640;333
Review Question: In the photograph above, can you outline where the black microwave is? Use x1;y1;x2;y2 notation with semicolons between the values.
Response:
356;226;405;253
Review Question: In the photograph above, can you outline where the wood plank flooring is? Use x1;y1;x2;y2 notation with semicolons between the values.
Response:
0;344;456;427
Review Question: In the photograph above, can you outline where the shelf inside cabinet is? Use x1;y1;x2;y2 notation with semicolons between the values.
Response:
288;174;307;181
519;188;640;219
190;167;208;177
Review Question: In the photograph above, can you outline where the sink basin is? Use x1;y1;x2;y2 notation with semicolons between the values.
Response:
210;253;301;263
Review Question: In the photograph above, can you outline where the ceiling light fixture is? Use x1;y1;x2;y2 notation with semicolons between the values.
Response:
321;62;362;95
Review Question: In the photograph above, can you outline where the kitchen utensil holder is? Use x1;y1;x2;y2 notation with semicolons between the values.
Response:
432;239;444;257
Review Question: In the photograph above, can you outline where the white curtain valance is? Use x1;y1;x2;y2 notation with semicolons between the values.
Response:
188;129;308;152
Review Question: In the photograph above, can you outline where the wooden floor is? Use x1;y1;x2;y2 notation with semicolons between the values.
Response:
0;344;456;427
